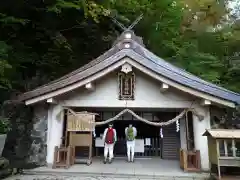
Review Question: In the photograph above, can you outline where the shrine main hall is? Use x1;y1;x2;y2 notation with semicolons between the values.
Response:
19;29;240;175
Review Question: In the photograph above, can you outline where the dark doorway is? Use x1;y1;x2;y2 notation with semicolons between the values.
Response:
68;108;181;159
94;118;163;158
113;120;161;156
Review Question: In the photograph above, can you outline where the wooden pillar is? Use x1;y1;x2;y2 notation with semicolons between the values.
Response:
216;139;221;180
180;116;187;149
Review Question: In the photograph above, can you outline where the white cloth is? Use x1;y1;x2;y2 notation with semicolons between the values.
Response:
176;120;180;132
127;141;135;161
125;126;137;161
93;127;96;138
104;143;114;160
160;128;163;138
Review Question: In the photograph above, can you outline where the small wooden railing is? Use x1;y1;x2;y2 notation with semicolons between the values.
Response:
52;146;74;169
180;148;201;172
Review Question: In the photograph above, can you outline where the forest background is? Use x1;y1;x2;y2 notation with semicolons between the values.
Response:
0;0;240;101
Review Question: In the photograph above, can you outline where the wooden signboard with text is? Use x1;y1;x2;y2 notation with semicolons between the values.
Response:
67;112;95;132
66;111;97;166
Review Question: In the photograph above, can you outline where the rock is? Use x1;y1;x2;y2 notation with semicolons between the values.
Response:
0;168;12;179
0;157;9;169
0;157;12;179
2;101;33;169
1;101;48;169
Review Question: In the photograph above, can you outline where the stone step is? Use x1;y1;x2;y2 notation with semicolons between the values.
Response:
19;169;209;180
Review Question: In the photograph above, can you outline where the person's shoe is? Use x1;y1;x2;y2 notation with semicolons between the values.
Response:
108;159;112;164
103;159;107;164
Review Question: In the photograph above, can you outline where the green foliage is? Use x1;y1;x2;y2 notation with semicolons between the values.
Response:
0;0;239;104
47;0;110;22
181;0;229;30
0;42;12;89
0;13;29;25
0;117;11;134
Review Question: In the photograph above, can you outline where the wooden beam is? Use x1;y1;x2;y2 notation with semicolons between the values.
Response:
85;82;94;90
201;99;211;106
47;98;57;104
160;83;169;92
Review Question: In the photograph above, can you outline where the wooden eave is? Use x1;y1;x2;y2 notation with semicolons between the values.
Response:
203;129;240;139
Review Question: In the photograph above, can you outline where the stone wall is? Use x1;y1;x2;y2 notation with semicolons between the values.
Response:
28;104;48;166
210;106;226;129
210;106;240;129
2;101;34;169
2;101;48;169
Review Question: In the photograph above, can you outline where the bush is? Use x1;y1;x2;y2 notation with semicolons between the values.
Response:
0;117;11;134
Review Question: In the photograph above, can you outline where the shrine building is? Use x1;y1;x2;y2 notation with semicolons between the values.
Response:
19;29;240;172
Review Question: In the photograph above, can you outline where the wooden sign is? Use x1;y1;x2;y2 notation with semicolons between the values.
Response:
67;112;95;132
69;132;92;146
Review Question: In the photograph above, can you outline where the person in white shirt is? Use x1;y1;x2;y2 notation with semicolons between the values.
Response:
125;124;137;162
102;123;117;164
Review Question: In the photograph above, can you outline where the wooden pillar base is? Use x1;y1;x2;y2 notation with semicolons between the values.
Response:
52;146;74;169
180;148;201;172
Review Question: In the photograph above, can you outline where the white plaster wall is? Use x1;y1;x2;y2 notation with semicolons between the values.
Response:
58;70;196;108
46;104;64;165
193;106;211;171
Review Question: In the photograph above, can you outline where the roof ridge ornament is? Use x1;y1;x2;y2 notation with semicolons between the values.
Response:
127;14;143;31
111;14;145;47
111;14;143;32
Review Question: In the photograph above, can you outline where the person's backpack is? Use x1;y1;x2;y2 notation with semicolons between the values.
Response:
127;127;135;141
105;128;114;144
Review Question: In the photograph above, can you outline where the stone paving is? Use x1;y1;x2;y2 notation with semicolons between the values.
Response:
4;174;208;180
4;159;209;180
23;159;208;177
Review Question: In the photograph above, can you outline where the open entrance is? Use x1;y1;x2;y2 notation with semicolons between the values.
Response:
62;108;182;160
113;120;162;157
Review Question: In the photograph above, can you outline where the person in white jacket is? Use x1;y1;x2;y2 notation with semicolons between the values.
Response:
125;124;137;162
102;123;117;164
